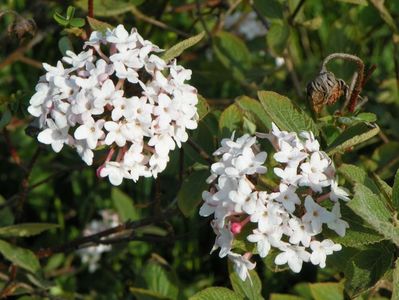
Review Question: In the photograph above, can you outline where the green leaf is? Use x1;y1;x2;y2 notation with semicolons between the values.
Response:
258;91;319;135
53;12;69;26
87;16;113;32
338;164;379;194
75;0;143;17
213;31;251;81
235;96;272;132
0;223;59;238
354;112;377;122
267;20;290;55
140;262;179;300
229;268;263;300
393;169;399;210
0;110;12;130
372;174;392;201
0;239;40;273
327;123;379;155
309;283;344;300
177;170;210;217
369;0;398;33
130;287;170;300
344;242;395;297
197;95;210;121
335;0;368;4
0;195;14;227
325;204;385;247
190;287;243;300
162;32;205;62
219;104;243;136
298;17;323;30
112;188;139;222
69;17;85;28
66;6;76;20
270;295;305;300
58;36;73;56
348;183;399;246
393;258;399;300
253;0;283;19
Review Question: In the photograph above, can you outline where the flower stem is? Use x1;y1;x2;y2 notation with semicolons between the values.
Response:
88;0;94;18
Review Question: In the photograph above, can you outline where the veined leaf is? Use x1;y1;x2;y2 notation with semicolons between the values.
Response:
309;282;344;300
258;91;319;135
344;242;395;297
0;239;40;273
197;95;210;121
219;104;243;136
213;31;251;81
75;0;144;17
0;223;59;238
338;164;379;194
190;287;243;300
112;188;139;222
229;267;263;300
393;169;399;210
177;170;210;217
327;123;379;155
235;96;271;132
348;183;399;246
87;16;113;32
162;32;205;62
393;258;399;300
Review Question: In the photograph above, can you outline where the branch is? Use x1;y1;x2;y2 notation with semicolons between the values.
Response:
36;209;177;258
130;6;190;38
187;137;214;164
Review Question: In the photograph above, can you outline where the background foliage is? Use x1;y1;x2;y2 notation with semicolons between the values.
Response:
0;0;399;299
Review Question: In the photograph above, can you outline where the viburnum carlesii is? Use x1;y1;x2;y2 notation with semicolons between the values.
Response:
28;25;199;185
200;123;350;281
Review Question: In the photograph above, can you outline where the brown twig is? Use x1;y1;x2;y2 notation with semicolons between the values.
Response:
88;0;94;18
0;32;43;70
321;53;365;113
187;137;214;164
36;209;176;259
130;6;190;38
289;0;306;25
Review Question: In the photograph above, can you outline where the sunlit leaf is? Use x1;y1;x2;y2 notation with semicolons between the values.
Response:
0;223;59;237
0;239;40;273
162;32;205;62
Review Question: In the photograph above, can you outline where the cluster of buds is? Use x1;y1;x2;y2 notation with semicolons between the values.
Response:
28;25;198;185
200;123;349;281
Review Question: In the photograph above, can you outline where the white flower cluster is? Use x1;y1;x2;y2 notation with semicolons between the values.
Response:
200;123;350;281
28;25;198;185
78;210;120;273
224;11;268;40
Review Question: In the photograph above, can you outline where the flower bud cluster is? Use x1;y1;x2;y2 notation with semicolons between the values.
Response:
78;210;120;272
28;25;198;185
200;123;349;281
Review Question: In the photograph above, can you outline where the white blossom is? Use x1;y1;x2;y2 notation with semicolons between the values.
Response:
200;124;351;280
28;24;198;185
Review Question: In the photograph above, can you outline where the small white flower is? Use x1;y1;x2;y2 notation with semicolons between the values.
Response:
274;140;308;168
100;161;129;186
227;252;256;281
330;180;350;202
63;49;93;69
37;119;70;153
310;239;342;268
106;24;137;51
74;118;105;149
275;245;310;273
299;152;330;192
327;202;349;237
270;183;301;213
302;196;334;234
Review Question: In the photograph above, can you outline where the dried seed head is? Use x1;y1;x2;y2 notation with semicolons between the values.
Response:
307;71;348;113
